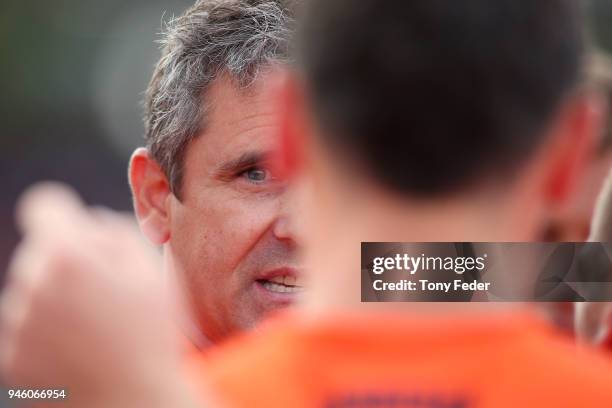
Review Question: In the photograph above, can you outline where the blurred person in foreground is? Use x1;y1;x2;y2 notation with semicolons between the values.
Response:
545;52;612;242
195;1;612;406
576;113;612;348
541;53;612;334
3;0;612;407
575;172;612;349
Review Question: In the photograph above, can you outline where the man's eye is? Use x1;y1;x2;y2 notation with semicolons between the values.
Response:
242;168;269;183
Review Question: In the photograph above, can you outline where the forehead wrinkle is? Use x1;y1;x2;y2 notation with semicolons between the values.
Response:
227;121;278;142
221;110;279;128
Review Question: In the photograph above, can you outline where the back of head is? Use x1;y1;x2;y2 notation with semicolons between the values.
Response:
297;0;585;196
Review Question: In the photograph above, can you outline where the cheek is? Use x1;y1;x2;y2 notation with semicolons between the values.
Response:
168;198;278;284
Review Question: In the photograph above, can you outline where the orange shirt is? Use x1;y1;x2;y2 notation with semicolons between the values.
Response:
188;310;612;407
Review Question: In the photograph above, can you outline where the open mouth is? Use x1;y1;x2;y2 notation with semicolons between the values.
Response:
257;275;304;294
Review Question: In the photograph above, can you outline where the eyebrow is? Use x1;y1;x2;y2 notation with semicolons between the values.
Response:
214;151;269;180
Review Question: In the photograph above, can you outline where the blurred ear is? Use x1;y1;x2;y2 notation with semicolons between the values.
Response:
542;92;604;206
273;71;309;181
128;148;171;245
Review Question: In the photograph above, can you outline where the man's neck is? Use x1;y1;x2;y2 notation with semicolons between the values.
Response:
299;187;537;315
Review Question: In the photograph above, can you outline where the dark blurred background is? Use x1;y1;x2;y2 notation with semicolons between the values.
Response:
0;0;193;283
1;0;612;284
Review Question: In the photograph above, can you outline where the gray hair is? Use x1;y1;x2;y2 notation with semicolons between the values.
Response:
144;0;294;198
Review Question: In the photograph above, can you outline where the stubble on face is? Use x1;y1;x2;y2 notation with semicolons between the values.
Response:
166;73;303;343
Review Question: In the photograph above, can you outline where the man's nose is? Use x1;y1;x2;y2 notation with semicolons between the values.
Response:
272;193;301;248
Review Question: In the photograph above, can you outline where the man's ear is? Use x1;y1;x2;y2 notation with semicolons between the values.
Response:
274;71;309;181
128;148;172;245
542;92;604;206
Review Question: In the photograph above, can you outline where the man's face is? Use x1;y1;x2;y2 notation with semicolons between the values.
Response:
167;74;302;343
